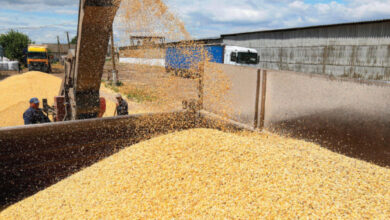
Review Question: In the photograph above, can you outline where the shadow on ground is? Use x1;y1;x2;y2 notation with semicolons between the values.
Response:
0;74;10;81
268;109;390;168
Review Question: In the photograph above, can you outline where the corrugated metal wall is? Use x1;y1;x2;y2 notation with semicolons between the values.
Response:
203;63;259;126
264;70;390;166
202;64;390;166
222;21;390;81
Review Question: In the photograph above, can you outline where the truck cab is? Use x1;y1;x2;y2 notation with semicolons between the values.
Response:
224;46;259;66
27;45;52;73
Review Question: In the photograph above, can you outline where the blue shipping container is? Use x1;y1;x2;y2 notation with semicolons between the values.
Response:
165;45;224;71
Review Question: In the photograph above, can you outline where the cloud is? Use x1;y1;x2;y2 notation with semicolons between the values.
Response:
165;0;390;38
0;0;78;14
54;9;79;15
0;8;77;44
289;1;309;10
2;0;77;7
0;1;78;43
2;0;390;43
211;8;269;23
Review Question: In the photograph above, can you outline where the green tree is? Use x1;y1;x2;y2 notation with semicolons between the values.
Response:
70;35;77;44
0;30;32;63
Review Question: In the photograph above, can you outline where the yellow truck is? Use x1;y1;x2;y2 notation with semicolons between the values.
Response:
27;45;52;73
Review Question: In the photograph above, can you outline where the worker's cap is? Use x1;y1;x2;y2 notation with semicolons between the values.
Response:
115;94;122;98
29;98;40;104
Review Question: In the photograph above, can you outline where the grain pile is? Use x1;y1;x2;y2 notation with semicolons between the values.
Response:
0;72;60;127
0;71;117;127
1;129;388;219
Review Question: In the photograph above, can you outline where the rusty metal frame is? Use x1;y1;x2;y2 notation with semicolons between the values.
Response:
253;69;261;129
259;70;268;130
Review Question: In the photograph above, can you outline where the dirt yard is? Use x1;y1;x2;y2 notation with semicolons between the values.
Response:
102;62;199;112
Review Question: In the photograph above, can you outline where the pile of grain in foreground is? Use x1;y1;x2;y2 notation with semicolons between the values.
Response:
1;129;389;218
0;71;116;127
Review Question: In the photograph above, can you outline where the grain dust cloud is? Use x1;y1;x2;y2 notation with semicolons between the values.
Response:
111;0;234;117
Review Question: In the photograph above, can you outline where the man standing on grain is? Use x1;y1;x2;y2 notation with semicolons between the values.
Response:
115;94;128;116
23;98;51;125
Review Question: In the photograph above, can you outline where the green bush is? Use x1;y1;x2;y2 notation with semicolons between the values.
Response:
0;30;32;63
104;80;123;92
125;89;156;103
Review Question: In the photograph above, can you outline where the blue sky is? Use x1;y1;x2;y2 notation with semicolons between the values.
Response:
0;0;390;44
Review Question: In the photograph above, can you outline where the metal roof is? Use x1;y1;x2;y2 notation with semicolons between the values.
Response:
221;19;390;37
167;37;222;45
130;36;165;39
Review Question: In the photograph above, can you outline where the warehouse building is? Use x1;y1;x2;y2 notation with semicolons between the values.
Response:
44;43;76;61
221;19;390;81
